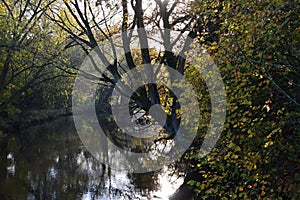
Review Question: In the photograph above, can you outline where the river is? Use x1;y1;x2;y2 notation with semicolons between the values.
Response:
0;117;187;200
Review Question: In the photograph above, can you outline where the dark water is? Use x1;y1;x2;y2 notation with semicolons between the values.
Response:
0;117;184;200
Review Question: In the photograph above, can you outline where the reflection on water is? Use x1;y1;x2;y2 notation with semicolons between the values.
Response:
0;117;184;199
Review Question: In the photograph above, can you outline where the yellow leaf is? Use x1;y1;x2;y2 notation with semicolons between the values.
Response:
235;146;241;152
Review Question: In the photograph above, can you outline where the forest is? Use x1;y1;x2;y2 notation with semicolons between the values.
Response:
0;0;299;199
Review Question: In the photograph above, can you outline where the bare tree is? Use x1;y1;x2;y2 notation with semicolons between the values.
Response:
50;0;206;140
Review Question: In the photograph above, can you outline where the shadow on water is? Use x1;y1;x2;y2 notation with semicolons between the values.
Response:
0;117;187;200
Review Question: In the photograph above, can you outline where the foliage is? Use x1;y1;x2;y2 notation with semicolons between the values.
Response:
184;0;300;199
0;0;77;129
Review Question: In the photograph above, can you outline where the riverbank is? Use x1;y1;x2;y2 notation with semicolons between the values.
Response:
21;109;72;127
0;109;72;133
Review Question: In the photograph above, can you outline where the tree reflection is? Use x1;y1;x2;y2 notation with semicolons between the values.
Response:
0;117;184;199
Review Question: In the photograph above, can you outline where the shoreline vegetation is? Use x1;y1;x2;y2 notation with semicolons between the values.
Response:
0;109;72;133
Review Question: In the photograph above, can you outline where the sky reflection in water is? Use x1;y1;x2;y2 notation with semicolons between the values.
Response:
0;117;184;200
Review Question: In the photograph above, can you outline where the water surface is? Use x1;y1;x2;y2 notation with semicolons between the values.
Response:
0;117;184;200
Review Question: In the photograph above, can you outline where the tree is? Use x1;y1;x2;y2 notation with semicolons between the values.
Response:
51;0;208;140
181;0;300;199
0;0;76;128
